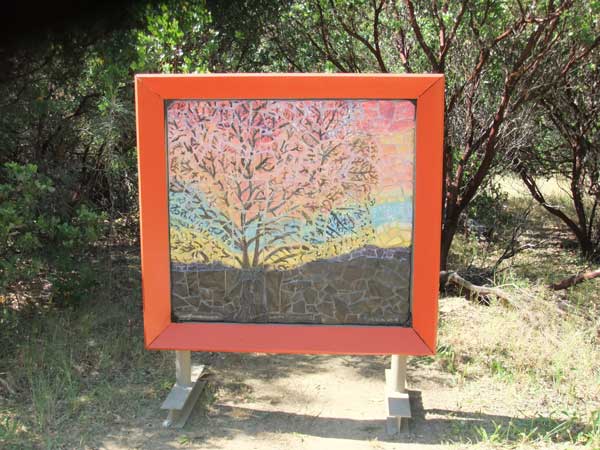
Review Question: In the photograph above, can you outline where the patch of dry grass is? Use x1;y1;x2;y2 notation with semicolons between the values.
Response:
440;294;599;406
440;175;600;448
0;251;175;450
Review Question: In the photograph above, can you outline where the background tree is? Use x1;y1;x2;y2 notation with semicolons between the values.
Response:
265;0;581;270
518;21;600;260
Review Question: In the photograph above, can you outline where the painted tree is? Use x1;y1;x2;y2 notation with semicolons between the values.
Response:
167;99;380;269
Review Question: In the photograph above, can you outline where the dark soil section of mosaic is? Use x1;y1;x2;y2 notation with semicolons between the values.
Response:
170;246;411;326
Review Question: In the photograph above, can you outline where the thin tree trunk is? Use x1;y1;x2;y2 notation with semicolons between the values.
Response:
519;167;596;259
440;208;460;271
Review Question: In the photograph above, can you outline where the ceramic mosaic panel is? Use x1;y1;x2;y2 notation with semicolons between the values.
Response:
166;99;415;325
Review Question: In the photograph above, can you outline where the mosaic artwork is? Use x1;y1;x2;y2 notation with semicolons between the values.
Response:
167;99;415;325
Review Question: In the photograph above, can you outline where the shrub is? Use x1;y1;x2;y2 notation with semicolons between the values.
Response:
0;162;106;306
464;182;514;243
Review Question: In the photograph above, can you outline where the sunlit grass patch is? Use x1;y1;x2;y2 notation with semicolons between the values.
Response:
439;175;600;448
0;251;177;449
436;293;600;447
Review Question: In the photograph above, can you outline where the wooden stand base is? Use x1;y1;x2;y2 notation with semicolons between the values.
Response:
160;351;411;432
161;351;207;428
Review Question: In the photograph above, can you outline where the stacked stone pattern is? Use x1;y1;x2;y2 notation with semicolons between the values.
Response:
171;246;411;326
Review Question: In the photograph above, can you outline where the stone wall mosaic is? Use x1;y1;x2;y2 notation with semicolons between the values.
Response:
172;247;411;325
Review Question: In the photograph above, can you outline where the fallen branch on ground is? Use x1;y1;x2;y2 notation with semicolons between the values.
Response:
0;375;16;397
550;268;600;290
440;271;517;308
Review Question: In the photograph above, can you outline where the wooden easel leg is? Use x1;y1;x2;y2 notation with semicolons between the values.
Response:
385;354;410;435
176;350;192;387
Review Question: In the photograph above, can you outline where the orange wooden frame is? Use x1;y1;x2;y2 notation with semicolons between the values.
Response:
135;74;444;355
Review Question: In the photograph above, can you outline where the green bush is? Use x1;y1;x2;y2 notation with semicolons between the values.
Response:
0;162;106;306
465;182;514;243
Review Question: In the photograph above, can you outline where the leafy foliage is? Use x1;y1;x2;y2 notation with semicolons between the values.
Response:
466;183;512;241
0;163;106;305
133;0;216;73
0;0;599;298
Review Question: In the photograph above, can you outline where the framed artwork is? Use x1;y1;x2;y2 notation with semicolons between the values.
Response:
135;74;444;355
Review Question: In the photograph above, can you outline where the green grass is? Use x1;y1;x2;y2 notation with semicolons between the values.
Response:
0;250;175;449
470;409;600;448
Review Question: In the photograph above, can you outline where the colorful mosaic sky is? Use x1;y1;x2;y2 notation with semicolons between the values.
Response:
167;99;415;269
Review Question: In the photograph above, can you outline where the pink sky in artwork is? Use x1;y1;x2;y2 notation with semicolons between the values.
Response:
167;99;415;265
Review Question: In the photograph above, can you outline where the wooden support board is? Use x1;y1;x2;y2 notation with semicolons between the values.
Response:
161;352;207;428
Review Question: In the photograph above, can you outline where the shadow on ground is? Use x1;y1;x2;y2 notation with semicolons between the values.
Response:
93;352;584;449
181;390;582;446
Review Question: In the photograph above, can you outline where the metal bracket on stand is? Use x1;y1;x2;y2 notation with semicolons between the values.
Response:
161;350;207;428
385;354;411;435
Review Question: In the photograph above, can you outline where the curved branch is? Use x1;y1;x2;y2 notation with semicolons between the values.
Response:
550;268;600;290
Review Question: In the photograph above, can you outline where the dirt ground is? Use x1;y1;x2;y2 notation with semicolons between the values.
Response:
95;300;563;450
99;354;448;450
